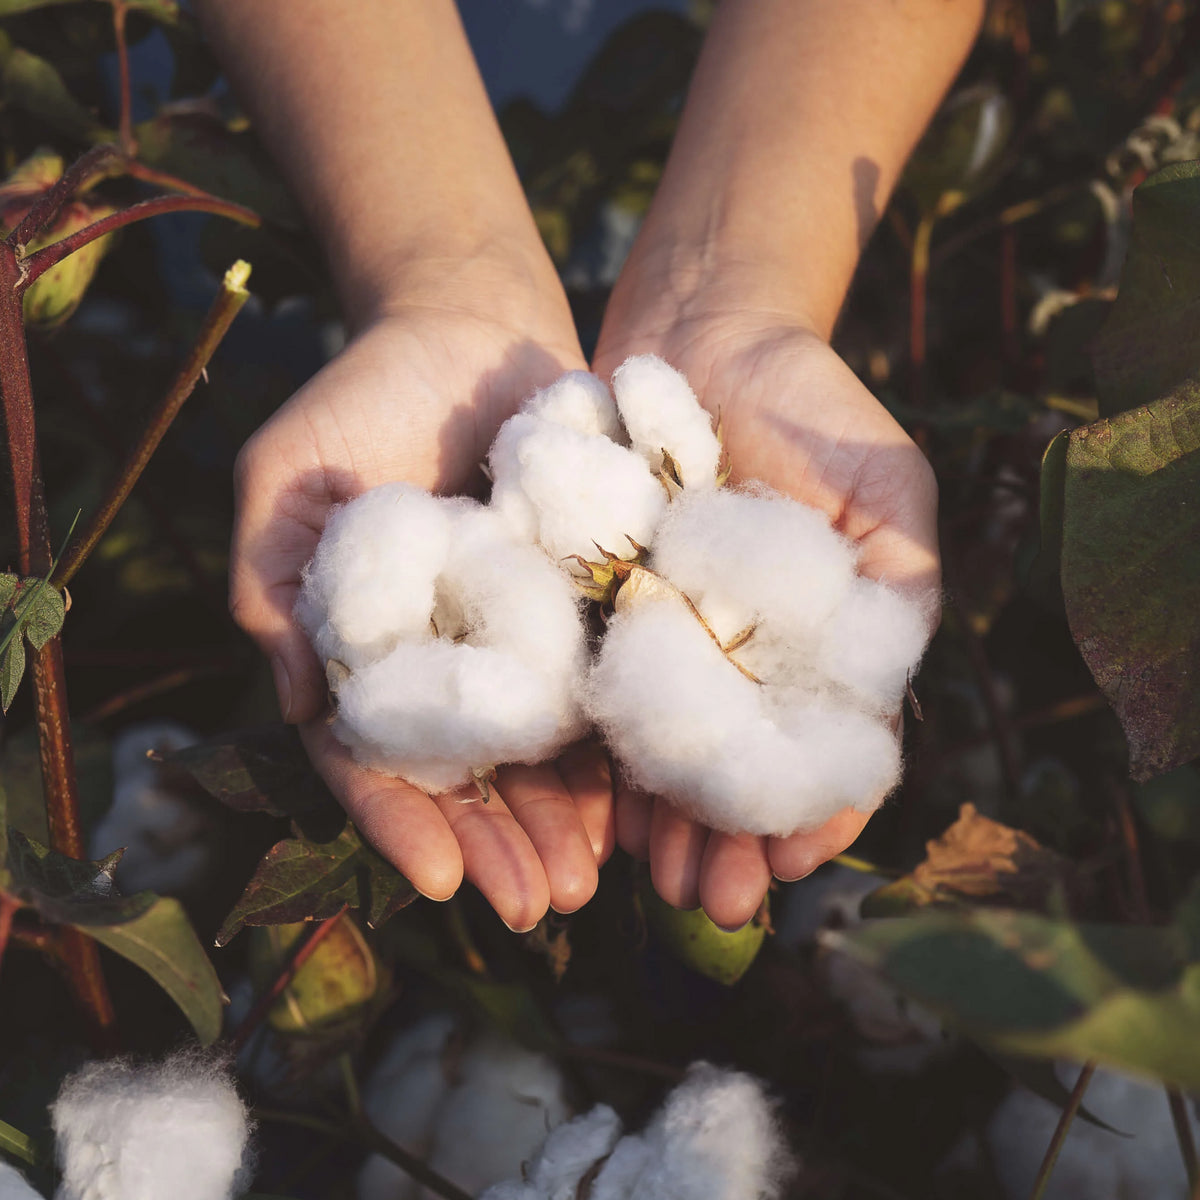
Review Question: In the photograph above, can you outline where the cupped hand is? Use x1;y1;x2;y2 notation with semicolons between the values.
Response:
593;304;940;930
230;299;616;930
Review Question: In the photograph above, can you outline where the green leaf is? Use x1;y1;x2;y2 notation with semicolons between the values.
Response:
1058;393;1200;779
2;47;106;141
641;879;767;986
0;574;17;609
0;635;25;713
0;0;182;22
21;584;63;650
215;820;415;947
1026;430;1069;607
1133;766;1200;843
1092;162;1200;420
834;906;1200;1088
4;828;152;926
80;896;224;1045
0;1115;36;1166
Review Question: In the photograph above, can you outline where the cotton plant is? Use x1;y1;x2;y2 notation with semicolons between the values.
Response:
297;355;933;835
479;1062;796;1200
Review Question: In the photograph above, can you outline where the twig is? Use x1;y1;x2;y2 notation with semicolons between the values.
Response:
5;145;123;249
1110;780;1151;923
21;197;258;289
110;0;135;156
0;894;19;983
229;904;348;1053
82;663;229;724
1028;1062;1096;1200
1168;1087;1199;1191
559;1043;686;1083
53;261;252;588
444;897;488;977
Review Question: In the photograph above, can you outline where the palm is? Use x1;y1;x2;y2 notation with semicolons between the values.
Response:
593;314;940;927
230;309;615;929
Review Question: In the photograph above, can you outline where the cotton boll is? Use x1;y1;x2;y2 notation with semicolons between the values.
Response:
358;1015;457;1200
524;370;623;441
816;575;932;711
0;1162;45;1200
650;486;857;640
587;601;901;836
295;483;458;669
89;722;209;896
592;1063;794;1200
488;413;667;563
424;1035;569;1199
985;1065;1199;1200
610;355;722;489
331;506;588;792
52;1051;252;1200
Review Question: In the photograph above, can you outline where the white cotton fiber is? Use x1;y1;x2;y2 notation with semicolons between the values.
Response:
488;413;667;563
816;575;932;711
586;599;901;836
649;486;857;639
312;501;588;793
523;370;624;442
610;355;722;489
89;721;209;896
295;483;458;670
984;1065;1200;1200
51;1051;252;1200
0;1162;44;1200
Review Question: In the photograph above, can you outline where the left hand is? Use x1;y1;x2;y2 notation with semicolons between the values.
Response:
592;290;940;930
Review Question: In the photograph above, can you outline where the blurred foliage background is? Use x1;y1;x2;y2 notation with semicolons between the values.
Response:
1;1;1200;1197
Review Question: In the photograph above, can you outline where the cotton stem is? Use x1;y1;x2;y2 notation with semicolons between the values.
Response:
1028;1062;1096;1200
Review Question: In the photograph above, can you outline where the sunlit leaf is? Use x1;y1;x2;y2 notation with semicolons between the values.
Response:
20;584;63;650
80;896;224;1045
0;636;25;713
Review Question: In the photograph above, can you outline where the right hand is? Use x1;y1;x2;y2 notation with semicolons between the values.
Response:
229;283;616;931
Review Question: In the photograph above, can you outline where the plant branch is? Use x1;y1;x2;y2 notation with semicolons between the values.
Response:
0;893;19;983
53;261;252;588
1168;1087;1199;1191
21;197;258;289
5;145;123;250
229;902;347;1053
111;0;135;156
1028;1062;1096;1200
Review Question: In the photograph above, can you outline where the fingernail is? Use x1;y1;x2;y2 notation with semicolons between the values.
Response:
270;655;292;722
715;920;750;934
503;918;539;935
775;867;817;884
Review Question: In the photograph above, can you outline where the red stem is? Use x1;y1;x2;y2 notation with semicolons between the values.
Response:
21;194;259;289
111;0;135;156
0;894;19;983
5;145;124;250
229;906;350;1052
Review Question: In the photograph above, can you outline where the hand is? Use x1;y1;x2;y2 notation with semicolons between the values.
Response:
593;296;940;930
230;290;616;931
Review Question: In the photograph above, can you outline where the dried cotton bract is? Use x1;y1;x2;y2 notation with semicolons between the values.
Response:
298;493;588;793
51;1052;252;1200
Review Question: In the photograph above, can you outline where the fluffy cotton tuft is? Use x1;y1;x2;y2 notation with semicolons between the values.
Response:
610;356;722;489
89;721;209;896
488;413;667;563
480;1064;795;1200
296;483;459;670
586;598;901;836
51;1051;252;1200
523;370;624;441
303;496;589;793
0;1162;44;1200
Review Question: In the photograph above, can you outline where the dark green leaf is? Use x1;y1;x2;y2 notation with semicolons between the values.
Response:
4;828;152;926
80;896;224;1045
1133;766;1200;843
835;906;1200;1088
2;47;106;141
0;0;182;22
0;1116;36;1166
22;584;63;650
1026;430;1069;607
0;574;17;609
1059;394;1200;778
216;820;417;947
1;635;25;713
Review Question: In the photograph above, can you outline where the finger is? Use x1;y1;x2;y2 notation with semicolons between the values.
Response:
230;437;330;724
300;721;463;901
556;742;617;866
494;762;600;915
432;784;551;933
648;799;708;910
614;787;653;861
698;832;772;931
767;808;873;882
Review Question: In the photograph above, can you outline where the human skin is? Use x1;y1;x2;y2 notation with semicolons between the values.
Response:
199;0;982;931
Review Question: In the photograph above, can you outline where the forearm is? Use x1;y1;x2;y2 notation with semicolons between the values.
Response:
613;0;985;339
195;0;563;330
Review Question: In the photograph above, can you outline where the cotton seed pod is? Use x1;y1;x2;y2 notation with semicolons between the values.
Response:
249;913;383;1035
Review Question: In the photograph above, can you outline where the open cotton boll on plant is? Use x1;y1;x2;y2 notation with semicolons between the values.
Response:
300;496;588;793
51;1051;252;1200
522;369;624;441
